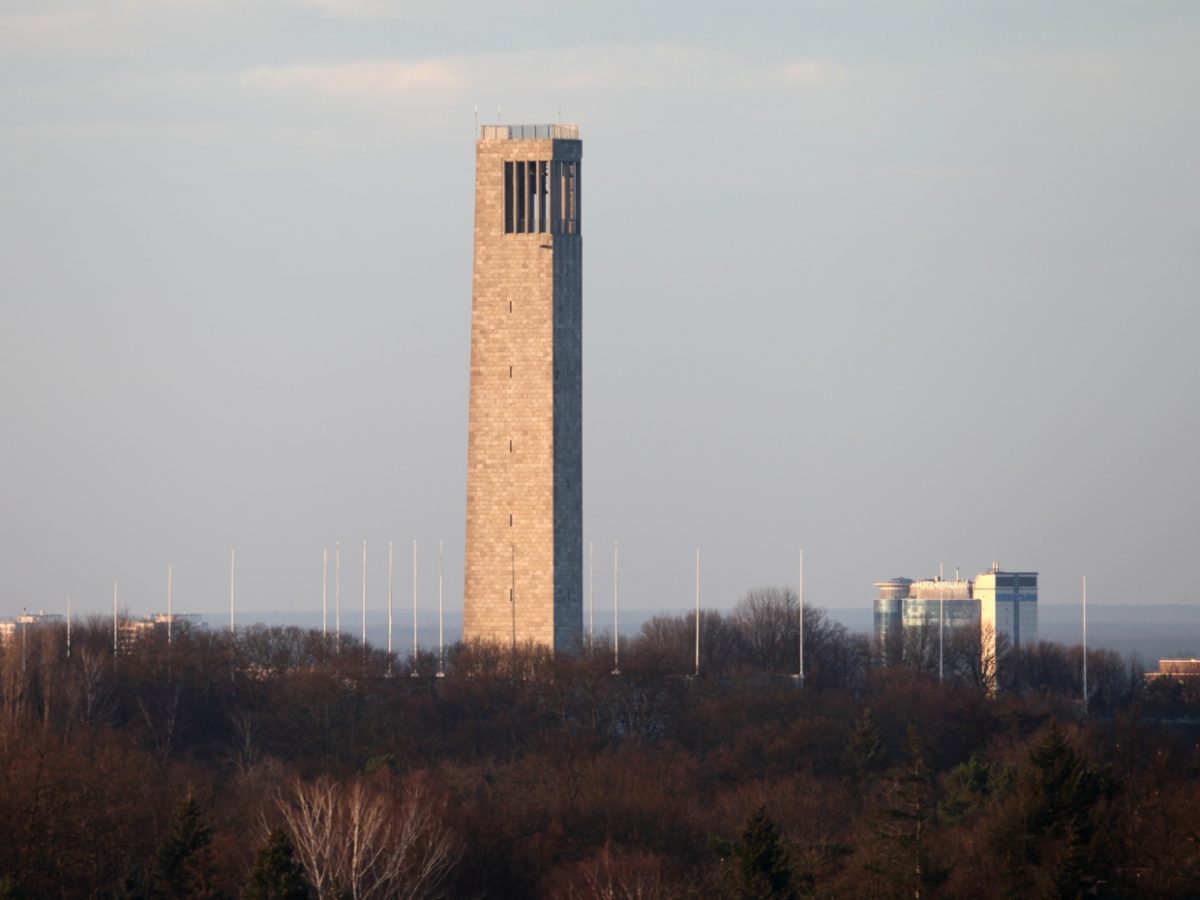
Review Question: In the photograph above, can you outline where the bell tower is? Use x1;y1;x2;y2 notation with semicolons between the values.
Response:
464;124;583;652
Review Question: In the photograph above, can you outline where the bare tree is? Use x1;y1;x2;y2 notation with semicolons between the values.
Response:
280;777;341;899
732;587;798;672
280;774;460;900
229;708;260;774
637;610;739;675
556;842;676;900
73;645;116;726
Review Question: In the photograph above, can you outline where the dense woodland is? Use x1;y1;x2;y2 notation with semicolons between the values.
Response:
1;588;1198;899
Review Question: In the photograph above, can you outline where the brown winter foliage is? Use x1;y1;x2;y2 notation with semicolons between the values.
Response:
0;592;1197;899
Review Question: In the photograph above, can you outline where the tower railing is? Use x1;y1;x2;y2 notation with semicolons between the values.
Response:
480;124;580;141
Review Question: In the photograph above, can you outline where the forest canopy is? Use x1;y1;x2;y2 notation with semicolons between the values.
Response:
1;590;1196;898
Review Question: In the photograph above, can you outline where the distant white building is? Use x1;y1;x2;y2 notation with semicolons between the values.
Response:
873;565;1038;689
0;611;64;643
120;612;206;647
975;565;1038;689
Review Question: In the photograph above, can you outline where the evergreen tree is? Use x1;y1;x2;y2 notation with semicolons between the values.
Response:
938;755;1013;826
243;827;311;900
846;707;886;781
717;806;794;900
989;721;1115;898
153;788;215;899
859;725;947;899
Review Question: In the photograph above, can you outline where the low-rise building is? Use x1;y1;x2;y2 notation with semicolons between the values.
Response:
0;612;64;643
120;612;206;648
1144;659;1200;682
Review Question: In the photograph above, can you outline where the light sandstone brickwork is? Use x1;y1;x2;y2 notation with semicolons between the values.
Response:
464;126;582;652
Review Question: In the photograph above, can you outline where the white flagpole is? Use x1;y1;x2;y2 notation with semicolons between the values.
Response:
411;539;418;673
798;549;805;684
387;541;394;657
437;541;445;677
694;548;700;677
938;571;944;683
612;540;620;675
167;563;173;645
322;547;328;641
229;548;236;635
361;539;367;649
335;540;341;653
1082;575;1089;715
588;540;594;651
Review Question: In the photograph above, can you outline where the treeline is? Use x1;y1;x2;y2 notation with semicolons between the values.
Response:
0;589;1197;898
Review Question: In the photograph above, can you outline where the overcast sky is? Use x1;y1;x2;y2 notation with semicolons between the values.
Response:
2;0;1198;624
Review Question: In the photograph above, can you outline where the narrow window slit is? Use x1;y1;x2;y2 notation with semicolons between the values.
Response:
503;161;514;233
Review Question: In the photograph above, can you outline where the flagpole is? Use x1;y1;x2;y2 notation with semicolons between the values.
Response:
335;540;341;654
167;563;173;645
387;540;394;657
229;548;236;635
798;549;805;684
694;548;701;677
411;539;418;676
1082;575;1089;715
361;539;367;650
437;541;445;677
588;540;594;651
612;540;620;675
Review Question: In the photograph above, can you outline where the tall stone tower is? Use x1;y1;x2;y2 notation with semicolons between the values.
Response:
464;124;583;652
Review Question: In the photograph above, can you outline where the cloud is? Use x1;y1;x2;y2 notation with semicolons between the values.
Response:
242;58;463;97
295;0;400;17
0;10;92;35
777;59;847;87
482;45;846;93
240;45;846;103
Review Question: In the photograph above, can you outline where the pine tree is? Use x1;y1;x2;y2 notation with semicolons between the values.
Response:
847;707;886;781
989;721;1115;898
153;788;215;899
243;827;312;900
938;755;1013;826
718;806;794;900
859;725;948;899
